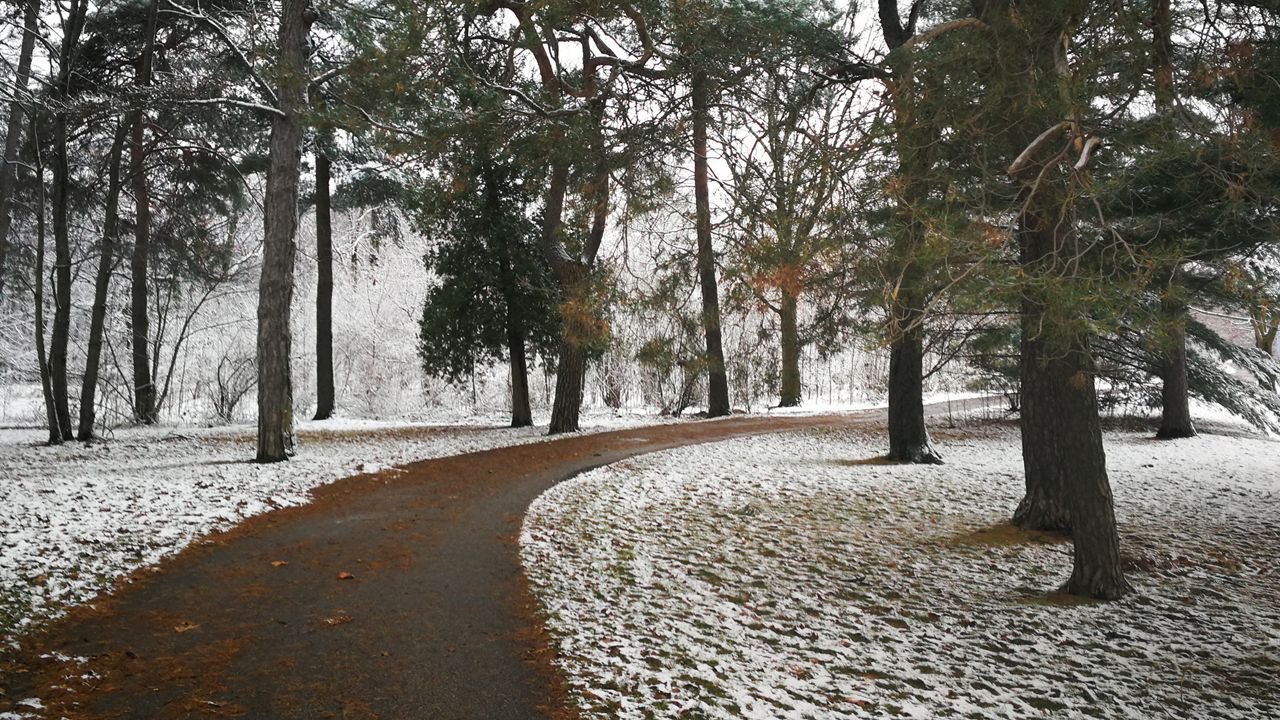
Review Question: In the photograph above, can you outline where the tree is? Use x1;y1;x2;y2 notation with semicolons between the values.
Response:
978;0;1131;599
76;120;130;440
718;64;865;408
414;117;558;428
468;1;656;434
129;0;161;425
255;0;317;461
48;0;93;441
312;146;335;420
30;117;58;443
0;0;40;302
1150;0;1195;439
690;66;731;416
877;0;948;464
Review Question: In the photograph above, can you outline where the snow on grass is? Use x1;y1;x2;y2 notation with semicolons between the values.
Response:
521;420;1280;719
0;410;667;643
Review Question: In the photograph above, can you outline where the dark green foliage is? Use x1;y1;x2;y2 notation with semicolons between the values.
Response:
1186;319;1280;430
415;147;557;385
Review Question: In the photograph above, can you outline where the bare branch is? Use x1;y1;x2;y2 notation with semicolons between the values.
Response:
1008;121;1069;176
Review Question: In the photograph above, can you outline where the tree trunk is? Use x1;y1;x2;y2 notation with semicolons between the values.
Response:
312;150;334;421
778;291;802;407
256;0;315;462
46;1;90;442
1014;299;1073;532
545;98;609;435
32;123;59;444
77;119;130;440
541;159;579;435
0;0;40;302
507;324;532;427
129;0;160;424
691;69;730;417
1016;208;1130;598
1149;0;1194;439
879;10;939;464
887;307;941;464
49;110;74;441
980;0;1130;598
1156;278;1195;439
495;201;533;428
1055;336;1131;600
548;314;587;433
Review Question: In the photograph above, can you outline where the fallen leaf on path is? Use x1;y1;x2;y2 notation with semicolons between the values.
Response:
270;560;288;567
321;615;352;627
337;571;355;580
174;621;199;633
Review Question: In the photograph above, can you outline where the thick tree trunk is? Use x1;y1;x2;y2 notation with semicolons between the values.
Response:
548;319;587;434
1150;0;1194;439
312;150;335;421
691;69;730;417
0;0;39;302
129;0;160;424
980;0;1131;598
1056;337;1132;600
540;160;580;435
1016;211;1130;598
887;307;941;464
1014;300;1073;532
778;291;802;407
546;102;609;435
256;0;315;462
77;120;130;440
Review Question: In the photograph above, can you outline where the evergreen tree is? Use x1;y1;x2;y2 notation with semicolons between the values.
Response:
414;111;558;427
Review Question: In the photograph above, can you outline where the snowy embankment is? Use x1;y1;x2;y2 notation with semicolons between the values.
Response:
522;420;1280;719
0;411;667;641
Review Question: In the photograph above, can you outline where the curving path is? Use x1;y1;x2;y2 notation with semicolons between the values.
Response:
1;405;980;719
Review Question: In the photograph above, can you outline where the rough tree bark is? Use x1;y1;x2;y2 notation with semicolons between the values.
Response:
1013;290;1073;532
543;86;611;435
880;0;941;464
548;308;588;434
691;68;731;417
779;291;802;407
129;0;160;424
256;0;317;462
312;149;335;421
541;159;574;434
992;0;1131;599
546;151;608;435
77;120;130;440
0;0;40;302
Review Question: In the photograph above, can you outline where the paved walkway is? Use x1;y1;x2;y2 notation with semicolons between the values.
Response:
2;408;942;719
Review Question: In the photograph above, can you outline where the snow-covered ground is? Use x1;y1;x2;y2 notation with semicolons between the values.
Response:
0;410;671;642
522;419;1280;719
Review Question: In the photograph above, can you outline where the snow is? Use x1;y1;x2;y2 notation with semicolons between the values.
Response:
0;410;666;642
521;420;1280;719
